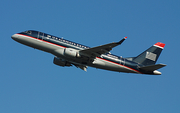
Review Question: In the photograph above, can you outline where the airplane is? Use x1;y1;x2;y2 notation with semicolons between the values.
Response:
11;30;166;75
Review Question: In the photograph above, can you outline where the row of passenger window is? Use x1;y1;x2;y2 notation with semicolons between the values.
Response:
26;30;90;49
48;36;90;49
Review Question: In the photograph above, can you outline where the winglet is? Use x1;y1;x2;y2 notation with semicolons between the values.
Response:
117;37;127;44
154;42;165;49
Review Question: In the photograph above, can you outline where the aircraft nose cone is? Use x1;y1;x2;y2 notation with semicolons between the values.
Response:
11;34;19;41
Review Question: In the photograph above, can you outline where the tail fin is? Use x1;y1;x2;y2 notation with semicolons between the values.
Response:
133;42;165;66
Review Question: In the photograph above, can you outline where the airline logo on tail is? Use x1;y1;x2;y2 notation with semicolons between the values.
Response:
145;42;165;62
146;52;157;61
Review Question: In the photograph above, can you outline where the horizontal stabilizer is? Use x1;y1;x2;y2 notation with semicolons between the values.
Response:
139;64;166;71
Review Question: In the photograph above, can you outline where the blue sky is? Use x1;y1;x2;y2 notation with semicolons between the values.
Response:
1;0;180;113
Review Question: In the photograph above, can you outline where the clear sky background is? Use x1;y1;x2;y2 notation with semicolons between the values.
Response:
1;0;180;113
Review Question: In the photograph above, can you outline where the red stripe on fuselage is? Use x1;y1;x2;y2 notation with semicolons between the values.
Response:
17;33;143;74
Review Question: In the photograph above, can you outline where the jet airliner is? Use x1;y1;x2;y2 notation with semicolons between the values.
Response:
12;30;166;75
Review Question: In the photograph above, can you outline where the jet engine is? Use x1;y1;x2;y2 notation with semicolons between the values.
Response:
53;56;72;67
64;48;80;57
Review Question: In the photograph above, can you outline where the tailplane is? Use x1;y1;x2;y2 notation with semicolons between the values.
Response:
139;64;166;71
132;42;165;66
139;64;166;75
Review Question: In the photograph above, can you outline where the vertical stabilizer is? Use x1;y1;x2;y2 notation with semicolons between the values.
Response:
133;42;165;66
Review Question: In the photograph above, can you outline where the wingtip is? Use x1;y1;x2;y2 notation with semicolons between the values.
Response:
124;37;127;39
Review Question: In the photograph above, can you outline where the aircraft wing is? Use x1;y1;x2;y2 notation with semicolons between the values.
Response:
79;37;127;58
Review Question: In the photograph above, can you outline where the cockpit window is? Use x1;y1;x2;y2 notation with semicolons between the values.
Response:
21;30;39;38
24;30;32;35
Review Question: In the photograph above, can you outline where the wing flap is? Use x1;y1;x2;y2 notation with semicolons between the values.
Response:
73;64;88;71
78;65;88;71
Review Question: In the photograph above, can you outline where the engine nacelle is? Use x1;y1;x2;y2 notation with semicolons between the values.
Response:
53;56;72;67
64;48;80;58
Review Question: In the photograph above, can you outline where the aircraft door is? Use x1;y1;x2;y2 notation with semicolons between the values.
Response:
123;58;125;65
38;32;44;40
119;57;122;64
120;57;125;65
